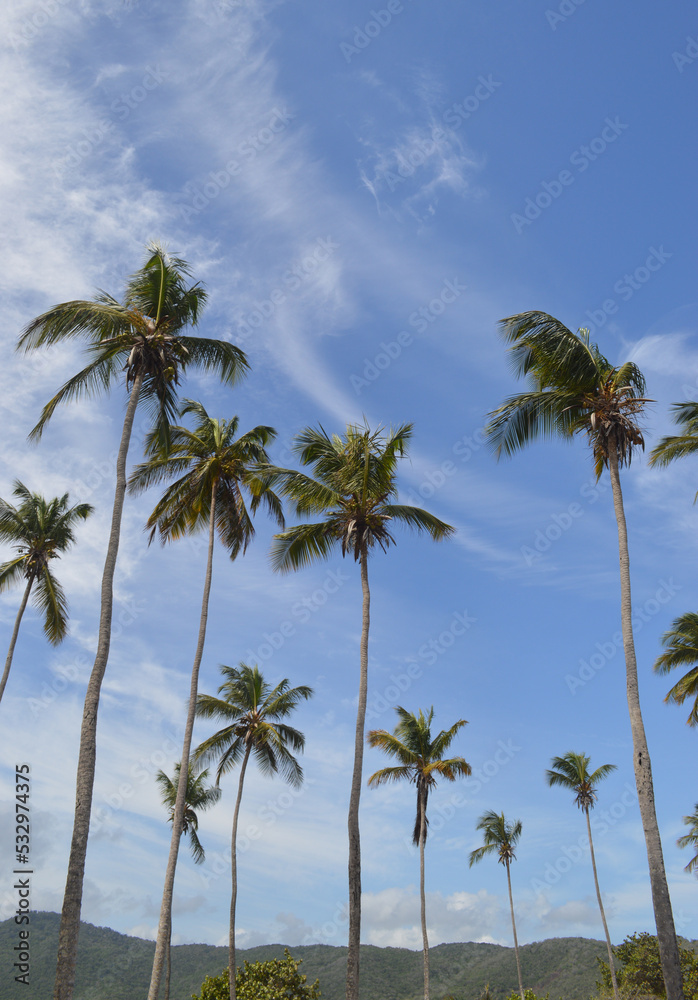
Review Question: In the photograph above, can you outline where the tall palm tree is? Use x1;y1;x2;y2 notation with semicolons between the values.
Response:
128;399;283;1000
485;312;685;1000
267;421;454;1000
546;752;619;1000
677;805;698;875
17;243;248;1000
194;663;313;1000
0;481;92;703
654;613;698;726
368;706;470;1000
156;761;222;1000
469;811;525;1000
649;401;698;492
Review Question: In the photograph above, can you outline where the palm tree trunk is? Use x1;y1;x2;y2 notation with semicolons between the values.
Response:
506;859;525;1000
585;808;619;1000
608;440;685;1000
53;373;143;1000
419;789;430;1000
229;743;252;1000
346;545;370;1000
164;913;172;1000
148;482;218;1000
0;574;33;704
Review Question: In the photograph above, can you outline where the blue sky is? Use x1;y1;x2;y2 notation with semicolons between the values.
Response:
1;0;697;955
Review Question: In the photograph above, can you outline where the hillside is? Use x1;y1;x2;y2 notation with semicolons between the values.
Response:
0;911;626;1000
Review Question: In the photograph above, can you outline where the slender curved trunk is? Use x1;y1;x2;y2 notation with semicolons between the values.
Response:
608;440;685;1000
346;545;370;1000
164;913;172;1000
585;808;619;1000
229;743;252;1000
505;859;524;1000
53;374;143;1000
148;483;218;1000
0;574;33;704
419;788;430;1000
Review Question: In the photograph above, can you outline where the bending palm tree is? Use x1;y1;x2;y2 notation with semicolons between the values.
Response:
649;401;698;493
156;761;221;1000
368;707;470;1000
128;399;282;1000
469;811;525;1000
546;752;619;1000
0;482;92;703
677;805;698;875
267;421;454;1000
486;312;684;1000
17;244;248;1000
654;614;698;726
194;663;313;1000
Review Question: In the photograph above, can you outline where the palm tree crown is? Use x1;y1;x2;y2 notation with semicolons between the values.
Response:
17;243;247;444
677;806;698;875
156;761;222;864
194;663;313;786
486;312;649;477
128;398;284;555
0;481;93;644
469;810;522;868
268;421;454;571
546;752;617;812
654;614;698;726
368;706;470;845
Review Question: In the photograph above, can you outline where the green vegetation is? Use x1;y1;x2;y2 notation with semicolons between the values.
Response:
0;913;628;1000
596;933;698;1000
192;950;321;999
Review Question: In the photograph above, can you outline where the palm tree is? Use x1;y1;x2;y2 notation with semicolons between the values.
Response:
546;752;619;1000
156;761;221;1000
194;663;313;1000
17;243;248;1000
654;613;698;726
486;312;685;1000
677;805;698;875
367;706;470;1000
649;401;698;493
0;482;92;704
128;399;283;1000
469;810;525;1000
266;421;454;1000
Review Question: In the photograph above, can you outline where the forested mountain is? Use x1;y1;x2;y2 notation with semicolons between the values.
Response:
0;911;627;1000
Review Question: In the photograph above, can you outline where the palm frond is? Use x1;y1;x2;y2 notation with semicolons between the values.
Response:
381;504;455;541
33;566;68;644
270;523;338;573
